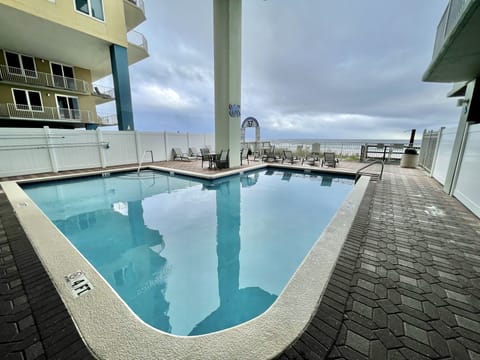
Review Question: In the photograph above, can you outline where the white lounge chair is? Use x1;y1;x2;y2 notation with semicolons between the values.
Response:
172;148;196;161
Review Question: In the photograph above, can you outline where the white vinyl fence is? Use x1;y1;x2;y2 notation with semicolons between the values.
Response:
452;123;480;217
431;127;456;185
0;127;215;178
427;124;480;218
418;129;440;172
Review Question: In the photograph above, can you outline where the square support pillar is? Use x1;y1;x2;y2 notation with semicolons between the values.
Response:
214;0;242;167
110;44;134;131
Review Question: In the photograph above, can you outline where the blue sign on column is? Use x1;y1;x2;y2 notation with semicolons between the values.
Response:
229;104;241;117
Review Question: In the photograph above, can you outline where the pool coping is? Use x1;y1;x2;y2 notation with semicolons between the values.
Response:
1;168;369;360
11;162;357;184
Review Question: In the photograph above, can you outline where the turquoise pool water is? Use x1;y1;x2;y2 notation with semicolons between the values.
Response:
23;169;354;336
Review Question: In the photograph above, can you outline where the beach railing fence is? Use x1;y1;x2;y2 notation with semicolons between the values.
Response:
256;141;415;161
418;128;441;173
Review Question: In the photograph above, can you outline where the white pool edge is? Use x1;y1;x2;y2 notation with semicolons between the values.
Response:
1;174;370;360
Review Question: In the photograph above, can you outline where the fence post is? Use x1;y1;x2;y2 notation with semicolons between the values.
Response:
430;127;444;177
163;131;169;161
419;129;427;167
44;126;59;173
96;128;107;168
135;131;142;164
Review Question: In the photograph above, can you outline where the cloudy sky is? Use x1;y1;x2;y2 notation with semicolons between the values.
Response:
99;0;460;140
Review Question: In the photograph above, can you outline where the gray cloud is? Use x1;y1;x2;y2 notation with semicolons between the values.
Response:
122;0;457;140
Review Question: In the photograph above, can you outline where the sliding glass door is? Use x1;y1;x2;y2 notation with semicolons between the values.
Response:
56;95;80;120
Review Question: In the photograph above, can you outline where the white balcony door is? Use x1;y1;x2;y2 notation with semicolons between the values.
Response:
56;95;80;120
51;63;75;90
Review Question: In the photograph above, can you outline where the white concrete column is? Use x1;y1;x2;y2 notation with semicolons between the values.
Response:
214;0;242;167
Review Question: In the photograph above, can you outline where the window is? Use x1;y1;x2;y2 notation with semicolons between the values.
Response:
12;89;43;111
51;62;76;90
5;51;37;77
75;0;104;21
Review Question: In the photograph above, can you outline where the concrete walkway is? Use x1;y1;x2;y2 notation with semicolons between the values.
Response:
1;163;480;359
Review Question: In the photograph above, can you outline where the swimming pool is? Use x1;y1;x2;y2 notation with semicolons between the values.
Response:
23;168;354;336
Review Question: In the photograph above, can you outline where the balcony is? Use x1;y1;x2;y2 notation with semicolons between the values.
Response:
0;103;111;127
92;84;115;105
98;114;118;126
128;31;149;65
124;0;146;31
0;4;149;82
423;0;480;82
0;65;90;94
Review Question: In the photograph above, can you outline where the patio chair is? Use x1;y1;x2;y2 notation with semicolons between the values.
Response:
216;149;229;169
303;143;320;166
321;152;338;168
200;148;210;168
189;147;202;159
263;146;279;163
240;148;249;165
282;150;299;164
172;148;196;161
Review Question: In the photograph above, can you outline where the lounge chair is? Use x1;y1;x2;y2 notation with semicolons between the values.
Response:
321;152;338;168
200;148;210;168
252;150;262;161
262;146;279;163
303;142;321;166
216;149;229;169
282;150;299;164
189;147;202;159
172;148;196;161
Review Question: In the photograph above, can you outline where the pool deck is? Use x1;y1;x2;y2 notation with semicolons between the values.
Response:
1;160;480;359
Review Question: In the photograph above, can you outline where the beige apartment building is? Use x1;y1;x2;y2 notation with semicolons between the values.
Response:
0;0;148;130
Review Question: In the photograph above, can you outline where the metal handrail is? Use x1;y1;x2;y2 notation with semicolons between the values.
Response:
432;0;468;58
0;64;90;93
127;0;145;12
2;103;93;123
137;150;154;174
355;160;384;183
97;113;117;126
128;30;149;53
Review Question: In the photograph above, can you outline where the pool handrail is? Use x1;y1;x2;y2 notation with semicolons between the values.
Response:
137;150;154;174
355;160;384;183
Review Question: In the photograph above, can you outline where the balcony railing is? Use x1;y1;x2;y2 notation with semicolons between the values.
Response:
97;114;118;126
127;0;145;13
128;30;149;53
0;65;90;94
0;103;95;123
432;0;469;58
92;84;115;99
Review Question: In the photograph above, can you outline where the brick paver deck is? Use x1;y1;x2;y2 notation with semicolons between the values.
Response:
278;165;480;360
1;161;479;359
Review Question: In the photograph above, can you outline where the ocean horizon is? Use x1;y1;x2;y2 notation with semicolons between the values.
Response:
268;138;419;145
